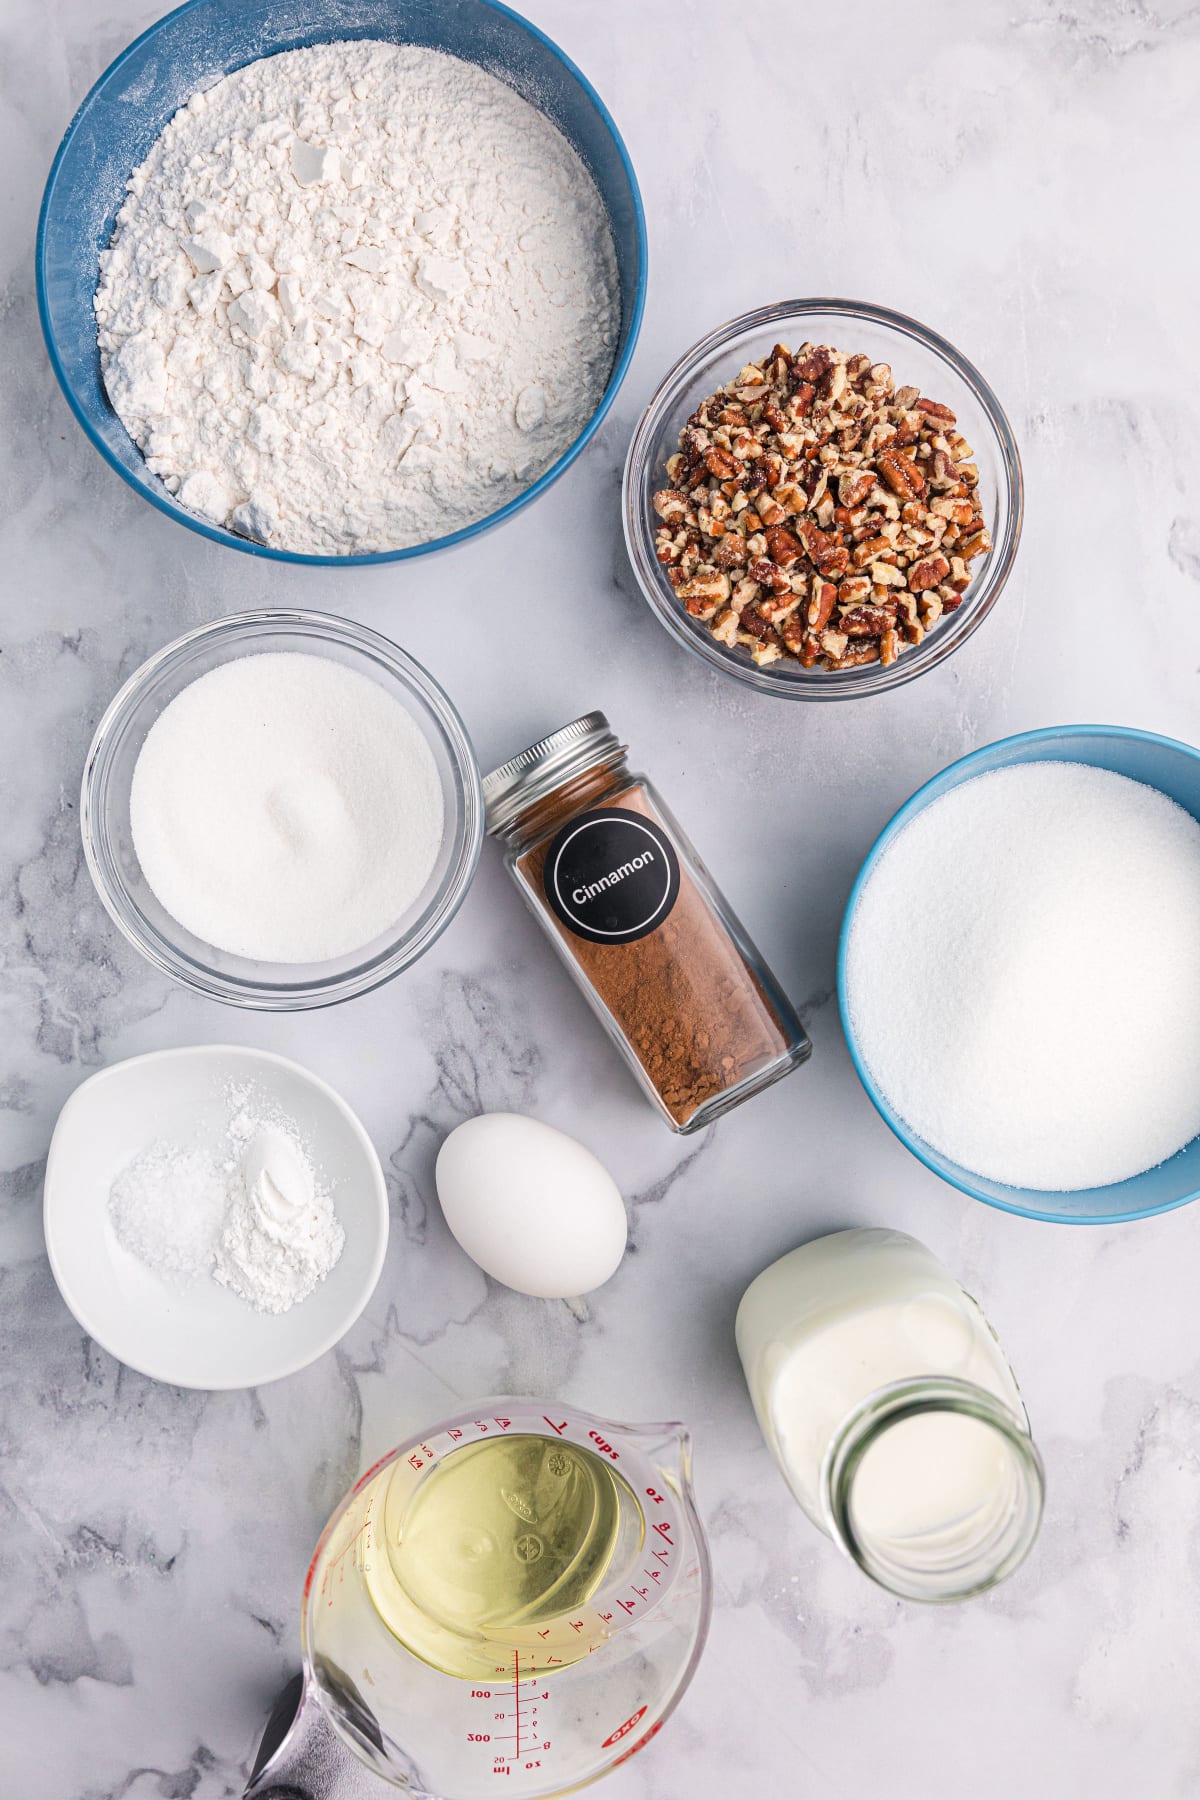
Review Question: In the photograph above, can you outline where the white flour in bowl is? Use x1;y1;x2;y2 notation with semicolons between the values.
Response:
93;40;619;555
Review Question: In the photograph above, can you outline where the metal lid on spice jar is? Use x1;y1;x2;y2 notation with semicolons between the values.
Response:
483;713;624;835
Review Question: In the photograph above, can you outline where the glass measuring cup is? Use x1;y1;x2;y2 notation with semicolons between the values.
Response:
249;1399;711;1798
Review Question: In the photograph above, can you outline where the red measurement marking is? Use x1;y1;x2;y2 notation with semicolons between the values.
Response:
449;1427;464;1441
542;1416;568;1436
645;1486;665;1505
513;1651;521;1760
324;1515;371;1575
494;1417;512;1429
652;1521;674;1544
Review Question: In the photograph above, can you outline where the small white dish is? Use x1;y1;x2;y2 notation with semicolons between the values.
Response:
44;1045;388;1389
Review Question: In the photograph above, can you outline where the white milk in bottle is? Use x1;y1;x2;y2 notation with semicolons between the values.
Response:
735;1229;1043;1600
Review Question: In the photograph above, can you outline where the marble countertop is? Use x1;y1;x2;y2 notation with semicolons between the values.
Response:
5;1;1200;1795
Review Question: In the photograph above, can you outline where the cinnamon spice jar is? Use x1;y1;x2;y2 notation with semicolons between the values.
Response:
484;713;811;1132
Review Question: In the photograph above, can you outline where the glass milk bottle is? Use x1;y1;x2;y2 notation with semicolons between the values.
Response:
735;1229;1044;1601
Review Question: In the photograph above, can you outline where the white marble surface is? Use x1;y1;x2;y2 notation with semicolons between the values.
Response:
4;1;1200;1795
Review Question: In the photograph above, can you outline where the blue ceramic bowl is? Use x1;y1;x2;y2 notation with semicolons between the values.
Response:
837;725;1200;1224
36;0;646;566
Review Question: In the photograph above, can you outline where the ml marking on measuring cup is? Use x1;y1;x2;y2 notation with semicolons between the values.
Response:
467;1652;551;1779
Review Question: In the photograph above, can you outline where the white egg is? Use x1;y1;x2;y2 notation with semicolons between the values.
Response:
435;1112;627;1299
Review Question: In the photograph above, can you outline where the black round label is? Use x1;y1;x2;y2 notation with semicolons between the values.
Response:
543;807;681;945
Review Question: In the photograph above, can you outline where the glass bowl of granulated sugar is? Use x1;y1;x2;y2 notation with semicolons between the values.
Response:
82;611;482;1009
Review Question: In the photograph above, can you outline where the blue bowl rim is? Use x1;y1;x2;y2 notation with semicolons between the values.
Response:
836;723;1200;1225
34;0;648;568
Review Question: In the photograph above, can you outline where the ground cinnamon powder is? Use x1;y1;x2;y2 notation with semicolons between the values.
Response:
511;767;804;1129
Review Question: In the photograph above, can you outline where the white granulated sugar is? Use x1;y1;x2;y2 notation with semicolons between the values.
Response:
93;40;619;555
846;762;1200;1190
130;651;444;963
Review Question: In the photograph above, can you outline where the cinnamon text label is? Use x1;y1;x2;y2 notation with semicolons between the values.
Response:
543;807;681;946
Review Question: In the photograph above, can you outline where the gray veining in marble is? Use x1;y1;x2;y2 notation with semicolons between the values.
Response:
5;1;1200;1795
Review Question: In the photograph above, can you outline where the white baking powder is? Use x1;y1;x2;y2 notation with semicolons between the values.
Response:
845;762;1200;1190
93;40;619;554
130;651;444;964
213;1108;345;1315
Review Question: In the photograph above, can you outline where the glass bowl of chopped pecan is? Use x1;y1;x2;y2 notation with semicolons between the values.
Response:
622;300;1022;697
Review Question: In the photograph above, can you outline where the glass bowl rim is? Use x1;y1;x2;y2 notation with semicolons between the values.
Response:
836;722;1200;1222
80;607;484;1010
621;296;1024;701
35;0;648;568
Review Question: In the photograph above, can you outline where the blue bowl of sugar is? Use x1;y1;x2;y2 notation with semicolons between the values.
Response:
36;0;646;565
837;725;1200;1225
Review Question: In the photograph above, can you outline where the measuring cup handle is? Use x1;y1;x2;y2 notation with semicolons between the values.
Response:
244;1671;387;1799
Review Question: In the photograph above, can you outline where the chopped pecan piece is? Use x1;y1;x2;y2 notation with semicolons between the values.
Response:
806;578;838;631
713;534;749;570
653;489;691;525
868;561;905;588
757;590;800;624
840;604;896;637
794;345;833;382
703;446;739;480
837;638;882;667
772;481;808;515
958;526;993;560
747;556;792;595
764;525;805;569
675;570;730;609
908;554;951;592
738;606;775;639
796;515;849;578
876;448;926;499
789;380;816;417
711;607;740;645
852;533;894;569
838;470;876;508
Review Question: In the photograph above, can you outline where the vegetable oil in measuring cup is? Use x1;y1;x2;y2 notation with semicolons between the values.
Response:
363;1434;645;1678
